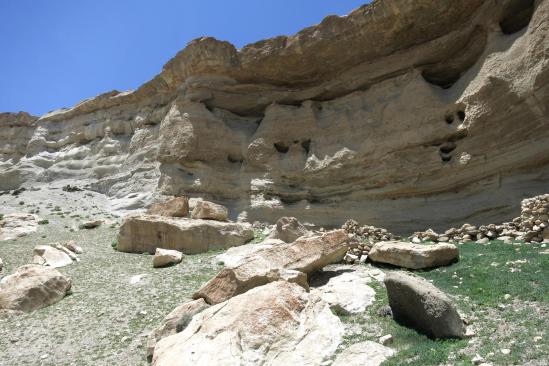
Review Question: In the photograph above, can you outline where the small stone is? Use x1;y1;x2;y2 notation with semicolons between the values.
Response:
472;354;484;365
379;334;393;345
500;348;511;355
503;294;511;300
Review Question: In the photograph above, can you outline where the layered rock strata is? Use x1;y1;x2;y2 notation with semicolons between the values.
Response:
1;0;548;232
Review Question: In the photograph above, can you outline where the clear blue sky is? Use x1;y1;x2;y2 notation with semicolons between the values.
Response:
0;0;368;116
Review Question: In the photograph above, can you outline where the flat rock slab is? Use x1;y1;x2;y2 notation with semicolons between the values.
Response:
0;213;38;241
0;264;72;313
332;341;395;366
384;271;465;339
369;241;459;269
117;215;254;254
190;201;228;221
193;229;350;304
32;245;74;268
213;238;284;268
153;281;344;366
310;264;377;315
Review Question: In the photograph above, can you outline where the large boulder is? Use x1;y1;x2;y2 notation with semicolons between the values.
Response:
332;341;395;366
384;272;465;339
32;245;74;268
0;213;38;241
117;215;254;254
0;264;72;313
369;241;459;269
213;238;283;268
193;229;350;304
147;298;210;361
148;197;189;217
267;216;309;243
190;201;228;221
153;281;344;366
153;248;183;268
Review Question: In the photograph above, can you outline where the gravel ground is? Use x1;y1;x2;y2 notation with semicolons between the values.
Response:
0;186;221;366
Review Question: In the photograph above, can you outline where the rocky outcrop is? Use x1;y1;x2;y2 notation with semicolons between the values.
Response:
152;281;344;366
148;197;189;217
267;216;309;243
193;229;349;304
1;0;548;232
152;248;183;268
0;265;72;313
368;241;459;269
117;215;253;254
384;272;465;339
146;298;209;361
0;213;38;241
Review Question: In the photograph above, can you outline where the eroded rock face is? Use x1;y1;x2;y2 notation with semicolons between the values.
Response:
0;213;38;241
0;265;72;313
384;272;465;339
368;241;459;269
194;229;349;304
1;0;548;232
153;281;344;366
148;197;189;217
117;215;253;254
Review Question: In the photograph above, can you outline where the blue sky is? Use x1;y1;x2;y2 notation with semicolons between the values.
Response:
0;0;368;116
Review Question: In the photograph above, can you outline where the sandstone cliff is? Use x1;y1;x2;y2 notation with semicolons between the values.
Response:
1;0;547;233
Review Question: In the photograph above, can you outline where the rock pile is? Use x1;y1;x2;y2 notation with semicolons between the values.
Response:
520;194;549;242
342;220;399;264
410;194;549;244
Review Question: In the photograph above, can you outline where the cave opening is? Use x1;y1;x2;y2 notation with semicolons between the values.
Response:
274;142;289;153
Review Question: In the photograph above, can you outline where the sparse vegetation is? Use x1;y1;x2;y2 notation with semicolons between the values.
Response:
37;219;49;225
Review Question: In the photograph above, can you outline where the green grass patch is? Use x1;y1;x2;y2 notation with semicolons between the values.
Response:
339;240;548;366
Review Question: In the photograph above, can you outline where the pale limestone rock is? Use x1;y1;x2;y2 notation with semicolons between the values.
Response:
310;264;376;315
0;213;38;241
153;281;343;366
369;241;459;269
213;238;283;268
32;245;74;268
148;197;189;217
332;341;395;366
153;248;183;268
384;272;465;339
193;230;349;304
267;216;309;243
117;215;253;254
147;299;209;361
190;201;228;221
0;264;71;313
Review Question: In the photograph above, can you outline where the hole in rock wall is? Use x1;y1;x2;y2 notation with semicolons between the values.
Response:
441;154;452;162
500;0;535;35
301;139;311;154
445;114;455;124
227;154;243;164
274;142;289;153
440;142;456;154
457;110;466;121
